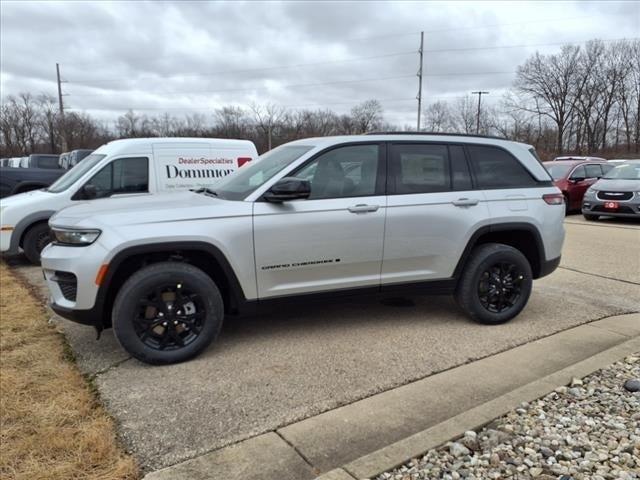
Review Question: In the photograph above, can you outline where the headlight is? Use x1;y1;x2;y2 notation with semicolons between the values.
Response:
52;227;101;246
586;187;597;195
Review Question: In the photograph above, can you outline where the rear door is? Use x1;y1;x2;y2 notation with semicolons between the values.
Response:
381;143;489;284
253;143;386;298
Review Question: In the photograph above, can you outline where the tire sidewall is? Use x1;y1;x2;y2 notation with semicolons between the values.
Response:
461;246;533;324
23;223;51;264
113;264;223;364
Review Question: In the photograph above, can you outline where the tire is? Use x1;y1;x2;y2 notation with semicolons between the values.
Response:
455;243;533;325
564;194;571;215
583;214;599;221
22;222;52;265
112;262;224;365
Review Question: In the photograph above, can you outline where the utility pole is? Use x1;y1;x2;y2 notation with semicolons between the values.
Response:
471;91;489;134
416;31;424;131
56;63;67;151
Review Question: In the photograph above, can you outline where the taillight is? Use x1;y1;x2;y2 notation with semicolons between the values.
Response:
542;193;564;205
237;157;252;167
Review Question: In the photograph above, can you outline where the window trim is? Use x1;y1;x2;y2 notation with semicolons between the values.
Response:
71;156;150;200
259;142;387;201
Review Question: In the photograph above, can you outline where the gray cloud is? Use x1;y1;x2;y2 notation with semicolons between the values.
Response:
1;0;638;126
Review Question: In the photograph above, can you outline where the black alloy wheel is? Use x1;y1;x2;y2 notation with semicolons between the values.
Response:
477;262;524;314
134;282;205;351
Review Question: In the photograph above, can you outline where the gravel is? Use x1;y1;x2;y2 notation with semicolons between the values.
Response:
376;354;640;480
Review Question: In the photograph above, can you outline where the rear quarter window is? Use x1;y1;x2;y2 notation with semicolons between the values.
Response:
467;145;537;189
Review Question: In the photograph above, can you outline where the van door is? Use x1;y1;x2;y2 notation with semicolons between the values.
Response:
72;156;149;200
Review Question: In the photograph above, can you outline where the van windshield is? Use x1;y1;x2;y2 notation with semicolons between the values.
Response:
47;154;107;193
214;145;314;200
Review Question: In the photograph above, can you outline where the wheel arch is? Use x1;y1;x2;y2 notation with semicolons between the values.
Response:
98;242;247;329
14;210;55;249
454;223;546;280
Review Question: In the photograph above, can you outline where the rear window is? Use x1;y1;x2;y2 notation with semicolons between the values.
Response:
38;157;60;169
467;146;537;189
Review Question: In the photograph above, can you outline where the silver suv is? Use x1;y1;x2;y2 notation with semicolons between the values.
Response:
41;134;565;364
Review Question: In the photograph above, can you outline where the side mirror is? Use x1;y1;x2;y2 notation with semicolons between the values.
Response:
263;177;311;203
569;177;585;183
81;184;97;199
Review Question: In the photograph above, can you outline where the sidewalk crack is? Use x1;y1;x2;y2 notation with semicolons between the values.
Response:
275;430;321;476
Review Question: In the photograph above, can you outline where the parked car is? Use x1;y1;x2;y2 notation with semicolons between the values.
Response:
0;153;65;199
17;154;61;169
551;155;606;162
7;157;22;168
0;137;257;264
543;159;613;213
582;160;640;221
68;149;94;168
39;133;565;365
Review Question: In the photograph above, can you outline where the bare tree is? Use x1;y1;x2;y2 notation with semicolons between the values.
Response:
350;99;383;133
249;102;286;150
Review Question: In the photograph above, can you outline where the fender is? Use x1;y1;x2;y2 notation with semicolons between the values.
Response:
452;222;546;279
10;210;56;254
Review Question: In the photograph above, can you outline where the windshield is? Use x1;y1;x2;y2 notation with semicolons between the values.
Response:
47;154;107;193
544;163;573;180
603;163;640;180
214;145;314;200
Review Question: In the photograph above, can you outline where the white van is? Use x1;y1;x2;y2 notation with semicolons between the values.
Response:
0;137;258;264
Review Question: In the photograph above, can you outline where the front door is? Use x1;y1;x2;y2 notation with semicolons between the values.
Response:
253;143;386;298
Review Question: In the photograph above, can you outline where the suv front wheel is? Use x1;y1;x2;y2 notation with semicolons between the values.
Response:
112;262;224;364
455;243;533;324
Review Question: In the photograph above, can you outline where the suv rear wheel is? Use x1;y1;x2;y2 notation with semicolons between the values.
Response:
455;243;533;324
112;262;224;364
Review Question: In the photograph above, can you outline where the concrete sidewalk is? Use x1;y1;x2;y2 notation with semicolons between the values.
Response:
144;312;640;480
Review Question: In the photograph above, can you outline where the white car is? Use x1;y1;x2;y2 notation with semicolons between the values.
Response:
0;137;257;264
41;133;565;365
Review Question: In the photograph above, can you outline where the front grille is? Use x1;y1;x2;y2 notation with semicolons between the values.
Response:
597;191;634;201
54;271;77;301
592;205;637;215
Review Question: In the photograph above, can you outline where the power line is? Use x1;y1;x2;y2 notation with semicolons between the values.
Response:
423;37;635;54
68;50;417;85
69;74;416;98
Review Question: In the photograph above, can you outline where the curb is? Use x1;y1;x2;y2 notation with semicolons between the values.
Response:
317;334;640;480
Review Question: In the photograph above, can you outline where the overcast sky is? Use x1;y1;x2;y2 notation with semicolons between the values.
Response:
1;0;638;127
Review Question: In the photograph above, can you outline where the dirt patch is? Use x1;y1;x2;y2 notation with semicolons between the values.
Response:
0;262;139;480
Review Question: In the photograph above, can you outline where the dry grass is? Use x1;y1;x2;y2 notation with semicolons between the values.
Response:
0;263;139;480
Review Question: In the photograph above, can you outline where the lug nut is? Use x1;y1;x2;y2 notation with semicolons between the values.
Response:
162;322;167;326
174;320;178;325
158;312;164;317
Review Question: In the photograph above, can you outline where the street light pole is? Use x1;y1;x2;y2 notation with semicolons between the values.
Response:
471;91;489;134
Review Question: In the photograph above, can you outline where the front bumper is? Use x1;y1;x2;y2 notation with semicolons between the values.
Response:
51;302;102;327
0;229;19;256
582;197;640;218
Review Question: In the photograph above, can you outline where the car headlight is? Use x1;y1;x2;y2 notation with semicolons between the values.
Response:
586;187;597;195
51;227;101;246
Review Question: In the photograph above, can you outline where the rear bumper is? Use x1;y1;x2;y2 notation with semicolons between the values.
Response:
582;198;640;218
539;256;561;278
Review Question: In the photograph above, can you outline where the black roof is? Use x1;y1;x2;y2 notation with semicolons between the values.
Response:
365;131;508;140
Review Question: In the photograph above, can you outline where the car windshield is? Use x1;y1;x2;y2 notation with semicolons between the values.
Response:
603;163;640;180
213;145;314;200
47;154;107;193
544;163;573;180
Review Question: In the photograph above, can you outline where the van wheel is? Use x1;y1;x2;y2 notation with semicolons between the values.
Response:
23;222;52;264
455;243;533;325
112;262;224;365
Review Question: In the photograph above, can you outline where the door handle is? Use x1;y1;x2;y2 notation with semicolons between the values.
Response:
452;198;479;207
348;204;379;213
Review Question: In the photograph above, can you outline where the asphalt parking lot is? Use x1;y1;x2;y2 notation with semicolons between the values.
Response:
9;215;640;473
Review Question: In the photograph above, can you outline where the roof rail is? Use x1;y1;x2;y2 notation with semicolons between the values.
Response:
365;131;508;140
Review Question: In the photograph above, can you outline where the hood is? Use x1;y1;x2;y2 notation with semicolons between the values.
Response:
0;189;52;209
591;178;640;192
50;191;251;228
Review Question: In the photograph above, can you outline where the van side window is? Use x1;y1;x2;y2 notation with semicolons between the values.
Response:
467;145;537;189
84;157;149;198
390;144;450;194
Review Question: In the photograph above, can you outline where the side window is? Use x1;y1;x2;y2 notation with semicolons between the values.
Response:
585;164;602;178
449;145;472;191
39;157;59;169
390;144;450;194
293;144;379;199
601;163;614;174
467;145;537;189
570;165;586;180
84;157;149;198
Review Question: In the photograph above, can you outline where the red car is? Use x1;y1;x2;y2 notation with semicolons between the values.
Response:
543;160;614;213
